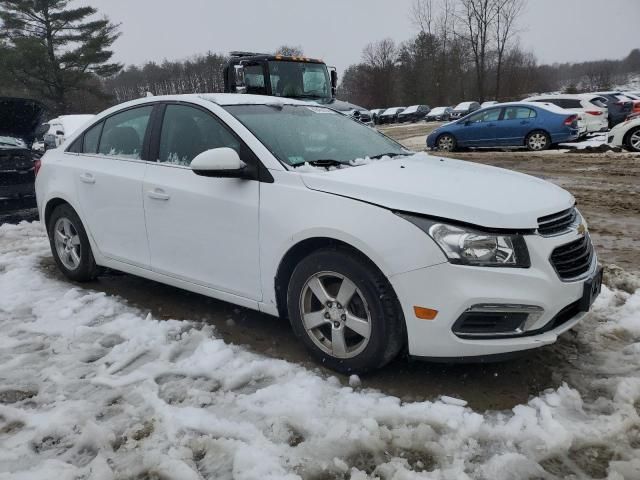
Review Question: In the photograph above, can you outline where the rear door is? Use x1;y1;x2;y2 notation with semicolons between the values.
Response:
74;105;154;267
499;106;538;145
143;102;261;300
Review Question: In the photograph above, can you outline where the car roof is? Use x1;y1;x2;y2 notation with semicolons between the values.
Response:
492;101;572;114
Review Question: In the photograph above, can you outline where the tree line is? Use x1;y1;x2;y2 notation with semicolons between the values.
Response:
1;0;638;116
338;0;640;109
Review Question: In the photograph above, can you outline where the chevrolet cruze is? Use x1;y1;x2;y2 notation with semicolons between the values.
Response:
35;94;602;373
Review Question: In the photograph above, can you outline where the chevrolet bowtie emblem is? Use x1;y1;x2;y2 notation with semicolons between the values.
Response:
577;223;587;235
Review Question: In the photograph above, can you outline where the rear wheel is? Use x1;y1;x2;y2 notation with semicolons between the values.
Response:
436;134;456;152
526;131;550;151
626;127;640;152
287;248;404;373
47;204;99;282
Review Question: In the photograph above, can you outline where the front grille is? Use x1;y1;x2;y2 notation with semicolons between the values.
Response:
550;234;594;281
537;207;577;236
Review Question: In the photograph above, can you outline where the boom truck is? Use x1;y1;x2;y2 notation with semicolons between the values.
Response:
223;52;372;124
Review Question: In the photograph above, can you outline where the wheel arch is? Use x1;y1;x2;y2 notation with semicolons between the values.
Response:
623;125;640;150
274;237;396;320
44;197;75;230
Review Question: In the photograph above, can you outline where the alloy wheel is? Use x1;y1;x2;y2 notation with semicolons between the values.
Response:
53;217;82;271
528;133;548;151
438;135;454;151
299;271;372;359
630;129;640;152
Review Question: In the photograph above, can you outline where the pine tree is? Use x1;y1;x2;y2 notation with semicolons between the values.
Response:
0;0;121;114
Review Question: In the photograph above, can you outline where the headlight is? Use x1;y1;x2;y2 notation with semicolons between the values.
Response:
398;214;530;268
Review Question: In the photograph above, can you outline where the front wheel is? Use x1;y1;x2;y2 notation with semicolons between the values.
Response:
47;204;99;282
526;131;550;151
287;248;404;373
436;134;456;152
626;127;640;152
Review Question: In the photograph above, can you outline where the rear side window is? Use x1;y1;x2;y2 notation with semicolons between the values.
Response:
83;122;103;154
589;97;608;108
563;99;582;109
504;107;536;119
98;106;153;159
158;104;240;166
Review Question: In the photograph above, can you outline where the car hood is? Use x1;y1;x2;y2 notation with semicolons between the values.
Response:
298;154;574;229
0;97;48;144
318;98;367;113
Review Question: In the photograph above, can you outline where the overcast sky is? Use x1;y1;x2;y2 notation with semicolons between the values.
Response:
90;0;639;73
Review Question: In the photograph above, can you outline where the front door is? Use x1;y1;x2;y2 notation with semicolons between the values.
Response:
74;105;153;267
456;108;502;147
143;103;261;300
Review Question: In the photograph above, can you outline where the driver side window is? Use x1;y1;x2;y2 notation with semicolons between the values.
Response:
158;105;240;166
468;108;501;123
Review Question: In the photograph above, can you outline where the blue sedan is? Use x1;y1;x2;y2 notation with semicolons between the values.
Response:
426;102;580;152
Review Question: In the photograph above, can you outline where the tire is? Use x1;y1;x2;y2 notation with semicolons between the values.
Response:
47;204;99;282
287;248;404;374
525;130;550;151
436;133;456;152
626;127;640;152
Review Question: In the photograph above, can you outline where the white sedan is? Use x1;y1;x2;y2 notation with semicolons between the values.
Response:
35;94;602;372
608;114;640;152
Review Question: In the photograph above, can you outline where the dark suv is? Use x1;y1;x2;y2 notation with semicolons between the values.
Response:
594;92;636;127
0;98;47;209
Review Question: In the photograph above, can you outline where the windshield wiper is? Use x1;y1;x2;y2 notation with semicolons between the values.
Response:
368;152;406;159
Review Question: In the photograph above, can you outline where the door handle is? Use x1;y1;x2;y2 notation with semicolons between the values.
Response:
520;120;529;125
79;173;95;184
147;189;170;201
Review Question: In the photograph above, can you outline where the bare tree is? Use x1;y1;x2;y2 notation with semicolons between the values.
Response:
410;0;436;35
275;45;304;56
456;0;499;101
493;0;525;99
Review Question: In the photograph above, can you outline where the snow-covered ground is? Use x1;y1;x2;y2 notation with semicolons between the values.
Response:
1;222;640;480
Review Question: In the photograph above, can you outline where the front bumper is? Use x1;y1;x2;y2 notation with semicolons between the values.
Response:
389;230;598;358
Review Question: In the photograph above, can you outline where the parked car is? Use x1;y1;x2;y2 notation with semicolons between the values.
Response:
370;109;385;124
592;92;636;127
0;97;47;202
481;101;498;108
427;102;580;152
608;113;640;152
378;107;405;124
449;101;481;120
43;114;95;150
35;93;601;373
397;105;431;123
425;106;453;122
523;94;608;134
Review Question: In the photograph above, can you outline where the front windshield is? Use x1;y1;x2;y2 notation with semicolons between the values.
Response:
224;104;406;167
268;61;331;100
430;107;446;114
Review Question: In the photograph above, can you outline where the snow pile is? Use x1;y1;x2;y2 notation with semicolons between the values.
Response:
1;222;640;479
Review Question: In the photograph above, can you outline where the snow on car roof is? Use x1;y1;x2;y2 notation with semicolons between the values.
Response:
402;105;420;113
496;101;574;115
429;107;448;113
382;107;404;114
454;102;474;109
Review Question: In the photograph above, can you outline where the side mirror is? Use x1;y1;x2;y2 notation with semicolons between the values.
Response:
56;130;64;136
463;120;472;126
234;64;247;94
191;147;248;178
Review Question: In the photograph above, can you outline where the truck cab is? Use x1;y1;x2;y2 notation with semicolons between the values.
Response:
224;52;372;124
